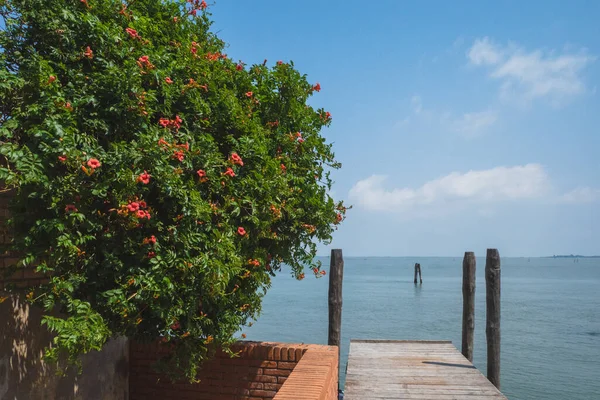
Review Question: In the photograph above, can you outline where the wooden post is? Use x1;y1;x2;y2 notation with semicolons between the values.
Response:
414;263;422;284
414;263;418;284
328;249;344;352
462;251;476;362
485;248;501;389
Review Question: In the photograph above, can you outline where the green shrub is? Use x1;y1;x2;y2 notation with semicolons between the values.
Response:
0;0;345;380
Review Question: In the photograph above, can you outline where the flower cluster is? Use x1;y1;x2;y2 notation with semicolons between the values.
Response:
136;55;155;72
158;115;183;131
188;0;208;16
206;52;226;61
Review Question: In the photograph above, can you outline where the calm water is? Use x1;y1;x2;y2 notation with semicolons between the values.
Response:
244;257;600;399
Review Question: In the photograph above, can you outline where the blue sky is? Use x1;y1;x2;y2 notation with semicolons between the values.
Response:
211;0;600;257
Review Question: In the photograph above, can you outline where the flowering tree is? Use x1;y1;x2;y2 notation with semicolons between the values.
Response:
0;0;346;380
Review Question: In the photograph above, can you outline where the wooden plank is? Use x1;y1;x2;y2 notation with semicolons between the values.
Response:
344;340;507;400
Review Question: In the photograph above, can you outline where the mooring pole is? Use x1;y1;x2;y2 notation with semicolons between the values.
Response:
414;263;422;284
414;263;418;284
328;249;344;349
328;249;344;394
462;251;476;362
485;248;501;389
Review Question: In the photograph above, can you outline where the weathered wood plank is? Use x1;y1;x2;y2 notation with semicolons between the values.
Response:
344;340;507;400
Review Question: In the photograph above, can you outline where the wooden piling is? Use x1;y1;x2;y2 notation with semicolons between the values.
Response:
461;251;476;362
328;249;344;352
485;248;501;389
413;263;422;284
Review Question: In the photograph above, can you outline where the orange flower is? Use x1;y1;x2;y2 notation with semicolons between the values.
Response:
280;163;286;172
165;77;173;84
298;273;305;280
237;227;246;236
200;0;208;9
196;169;206;178
241;333;247;339
144;235;156;245
125;27;139;39
223;167;235;178
320;270;326;276
236;64;243;71
137;171;151;184
65;204;78;213
173;150;185;162
58;155;67;162
245;91;253;98
48;76;56;84
87;158;101;169
83;46;93;59
248;259;260;267
230;153;244;166
313;82;321;92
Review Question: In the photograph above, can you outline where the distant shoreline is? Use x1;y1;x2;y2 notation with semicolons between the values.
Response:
544;255;600;258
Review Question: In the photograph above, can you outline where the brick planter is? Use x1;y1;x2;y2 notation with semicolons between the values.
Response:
129;341;338;400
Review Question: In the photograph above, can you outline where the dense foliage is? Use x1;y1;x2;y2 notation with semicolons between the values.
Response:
0;0;345;380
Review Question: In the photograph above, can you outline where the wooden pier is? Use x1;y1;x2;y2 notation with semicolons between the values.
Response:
344;340;507;399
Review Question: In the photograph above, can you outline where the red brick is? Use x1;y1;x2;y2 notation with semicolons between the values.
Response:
272;346;281;361
260;361;277;368
287;348;296;361
263;369;290;377
249;389;277;398
253;375;277;383
245;382;263;390
277;362;296;370
263;383;283;391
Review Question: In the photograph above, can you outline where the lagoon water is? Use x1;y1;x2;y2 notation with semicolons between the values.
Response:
244;257;600;399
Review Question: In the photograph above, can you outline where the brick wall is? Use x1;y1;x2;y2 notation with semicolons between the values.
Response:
274;348;338;400
129;341;339;400
0;189;47;290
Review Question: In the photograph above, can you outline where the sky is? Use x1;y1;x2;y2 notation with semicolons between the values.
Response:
210;0;600;257
4;1;598;257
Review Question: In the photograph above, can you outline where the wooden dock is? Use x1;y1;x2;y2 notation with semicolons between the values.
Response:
344;340;508;399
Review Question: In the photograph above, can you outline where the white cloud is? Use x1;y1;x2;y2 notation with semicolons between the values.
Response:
349;164;550;213
410;95;423;114
449;110;498;138
467;37;595;104
402;95;498;138
557;187;600;204
468;37;503;65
